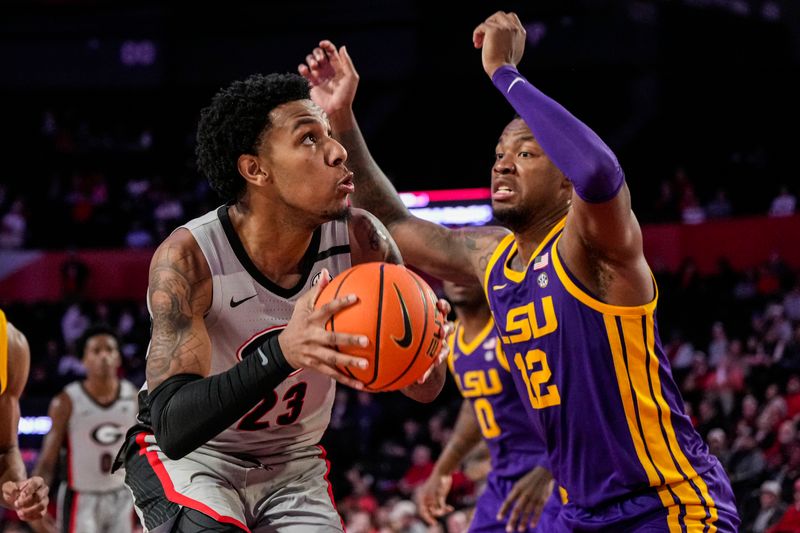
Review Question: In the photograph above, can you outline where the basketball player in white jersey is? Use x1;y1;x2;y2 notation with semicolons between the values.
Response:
0;310;49;523
30;325;137;533
113;72;450;532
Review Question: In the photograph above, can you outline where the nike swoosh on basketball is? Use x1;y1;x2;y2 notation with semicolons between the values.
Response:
230;294;257;308
492;283;508;290
391;284;413;349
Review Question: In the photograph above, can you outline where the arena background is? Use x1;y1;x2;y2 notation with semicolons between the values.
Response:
1;1;799;532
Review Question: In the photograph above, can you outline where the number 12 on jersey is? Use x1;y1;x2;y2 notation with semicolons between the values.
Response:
514;349;561;409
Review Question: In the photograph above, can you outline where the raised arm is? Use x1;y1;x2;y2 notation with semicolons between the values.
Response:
299;41;509;286
144;229;372;459
0;321;48;521
475;12;652;303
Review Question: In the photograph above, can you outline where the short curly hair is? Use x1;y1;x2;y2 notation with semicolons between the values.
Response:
196;73;311;202
77;324;118;358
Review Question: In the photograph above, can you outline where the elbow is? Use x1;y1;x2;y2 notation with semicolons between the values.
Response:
152;416;195;460
154;430;193;461
413;389;442;404
403;372;445;403
576;163;625;204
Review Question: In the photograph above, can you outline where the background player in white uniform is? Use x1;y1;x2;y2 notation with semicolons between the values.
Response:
114;72;450;533
31;325;137;533
0;310;49;523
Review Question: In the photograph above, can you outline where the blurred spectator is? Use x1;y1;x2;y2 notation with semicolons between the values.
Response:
680;187;706;224
398;445;434;496
768;478;800;533
708;352;746;417
708;321;730;368
386;500;425;533
0;197;28;248
445;510;469;533
125;220;155;248
728;433;767;499
769;186;797;217
784;284;800;322
706;188;733;219
60;251;90;299
707;428;731;467
652;178;678;222
60;302;90;346
341;466;379;516
346;510;377;533
746;480;786;533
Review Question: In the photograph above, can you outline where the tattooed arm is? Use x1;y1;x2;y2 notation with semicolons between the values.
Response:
300;41;509;286
146;229;213;390
348;208;403;266
144;229;369;459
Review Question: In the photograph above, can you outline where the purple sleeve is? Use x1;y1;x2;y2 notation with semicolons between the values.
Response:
492;65;624;203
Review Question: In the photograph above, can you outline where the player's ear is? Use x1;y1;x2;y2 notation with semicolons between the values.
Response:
238;154;269;186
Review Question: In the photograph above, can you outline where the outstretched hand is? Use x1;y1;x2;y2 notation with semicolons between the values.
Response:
298;40;360;117
416;471;454;525
278;268;368;390
496;466;554;532
472;11;527;78
2;477;49;522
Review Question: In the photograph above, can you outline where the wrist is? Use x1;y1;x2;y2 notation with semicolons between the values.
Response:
327;107;356;131
432;463;454;477
491;64;522;89
264;335;294;374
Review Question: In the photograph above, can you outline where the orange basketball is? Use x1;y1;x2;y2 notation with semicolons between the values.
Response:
314;262;444;391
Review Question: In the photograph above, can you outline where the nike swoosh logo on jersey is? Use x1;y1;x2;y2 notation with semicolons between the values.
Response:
492;283;508;290
391;284;413;349
256;347;269;367
230;294;257;308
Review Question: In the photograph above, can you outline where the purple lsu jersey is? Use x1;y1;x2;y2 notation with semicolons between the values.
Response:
484;218;738;531
448;319;562;532
447;319;549;479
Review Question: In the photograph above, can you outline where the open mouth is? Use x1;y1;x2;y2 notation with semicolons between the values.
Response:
492;183;515;201
337;171;355;194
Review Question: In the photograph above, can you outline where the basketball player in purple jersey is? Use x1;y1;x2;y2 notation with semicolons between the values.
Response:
300;11;739;530
112;73;450;532
417;281;560;532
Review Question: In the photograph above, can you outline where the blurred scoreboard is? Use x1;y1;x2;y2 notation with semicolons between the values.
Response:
399;188;493;227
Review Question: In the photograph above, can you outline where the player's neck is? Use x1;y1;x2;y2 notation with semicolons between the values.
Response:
228;203;316;283
82;376;119;402
455;306;493;343
513;207;568;266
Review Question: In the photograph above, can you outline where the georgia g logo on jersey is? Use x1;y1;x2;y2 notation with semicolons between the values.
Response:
91;423;124;445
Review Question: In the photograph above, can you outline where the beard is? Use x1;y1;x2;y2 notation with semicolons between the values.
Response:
492;202;535;233
320;205;351;223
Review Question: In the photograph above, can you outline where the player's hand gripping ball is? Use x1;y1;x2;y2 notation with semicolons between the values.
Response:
315;262;445;391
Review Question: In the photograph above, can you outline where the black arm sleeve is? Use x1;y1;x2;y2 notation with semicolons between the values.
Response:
148;335;294;460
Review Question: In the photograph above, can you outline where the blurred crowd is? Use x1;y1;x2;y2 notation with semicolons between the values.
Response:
0;108;797;251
